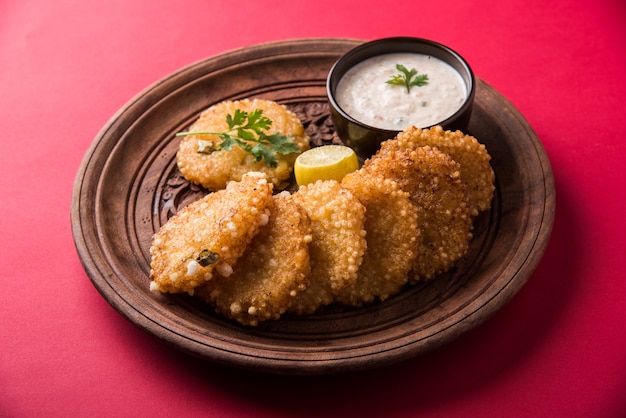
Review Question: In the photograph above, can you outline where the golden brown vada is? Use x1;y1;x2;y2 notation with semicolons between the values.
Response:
288;180;367;314
149;172;273;295
363;145;473;281
196;192;312;326
388;126;495;216
337;171;420;306
176;99;310;191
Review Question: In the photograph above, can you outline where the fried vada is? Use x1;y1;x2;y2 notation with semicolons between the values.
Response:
388;126;495;216
149;172;273;295
196;192;312;326
337;171;420;306
363;145;473;281
176;99;310;191
288;180;367;314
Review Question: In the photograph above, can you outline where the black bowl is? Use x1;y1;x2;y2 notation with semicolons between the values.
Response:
327;37;475;158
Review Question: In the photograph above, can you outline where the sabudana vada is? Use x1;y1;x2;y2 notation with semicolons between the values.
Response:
149;172;273;295
388;126;495;216
176;98;310;191
337;171;420;306
288;180;367;315
363;145;473;281
197;191;312;326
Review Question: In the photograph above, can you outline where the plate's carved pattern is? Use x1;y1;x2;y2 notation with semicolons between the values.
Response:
158;171;205;223
156;101;337;223
288;101;343;146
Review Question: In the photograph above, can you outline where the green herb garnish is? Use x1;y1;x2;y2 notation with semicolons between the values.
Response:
196;249;219;267
386;64;429;94
176;109;300;167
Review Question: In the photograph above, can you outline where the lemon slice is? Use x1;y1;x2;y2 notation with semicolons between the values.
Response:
294;145;359;186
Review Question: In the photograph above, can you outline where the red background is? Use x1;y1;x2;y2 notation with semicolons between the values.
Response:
2;0;625;416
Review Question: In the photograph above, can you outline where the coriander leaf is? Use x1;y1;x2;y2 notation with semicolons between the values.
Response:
236;128;257;142
251;141;278;167
218;134;239;151
386;64;429;93
409;73;429;88
264;132;301;154
244;109;271;133
227;109;247;129
175;109;299;167
386;74;406;86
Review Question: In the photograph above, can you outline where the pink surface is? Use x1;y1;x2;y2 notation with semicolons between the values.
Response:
2;0;625;416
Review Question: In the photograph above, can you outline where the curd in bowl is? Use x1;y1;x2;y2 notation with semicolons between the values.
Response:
327;37;475;157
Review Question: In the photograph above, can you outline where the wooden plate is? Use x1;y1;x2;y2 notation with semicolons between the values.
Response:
71;38;555;375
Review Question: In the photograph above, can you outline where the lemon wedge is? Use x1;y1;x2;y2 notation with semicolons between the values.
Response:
294;145;359;186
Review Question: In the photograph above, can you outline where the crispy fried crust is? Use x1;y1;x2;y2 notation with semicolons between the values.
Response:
288;180;367;314
388;126;495;216
196;192;312;326
337;171;420;306
176;99;310;191
151;115;495;324
149;172;273;295
363;145;473;281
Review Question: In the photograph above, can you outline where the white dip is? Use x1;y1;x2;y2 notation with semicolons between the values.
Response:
335;52;467;130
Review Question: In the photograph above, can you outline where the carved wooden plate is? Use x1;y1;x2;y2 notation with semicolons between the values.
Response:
71;38;555;375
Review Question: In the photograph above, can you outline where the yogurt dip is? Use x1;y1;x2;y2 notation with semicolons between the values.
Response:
335;52;467;131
